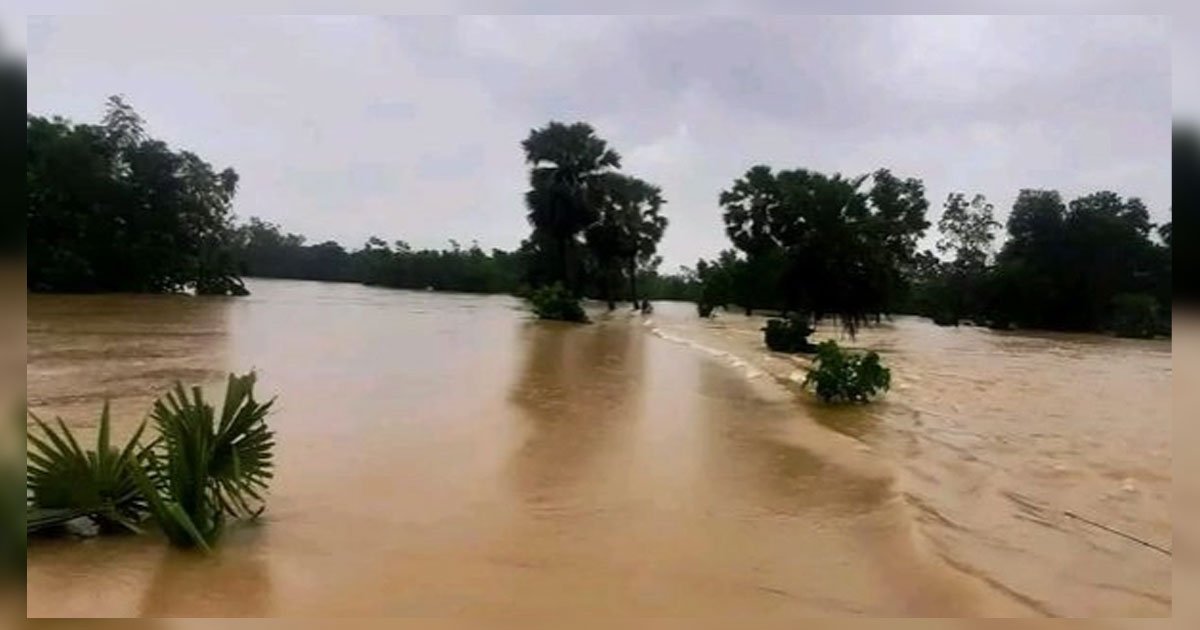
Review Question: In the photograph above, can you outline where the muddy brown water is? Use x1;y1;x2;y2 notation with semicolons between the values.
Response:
25;279;1170;617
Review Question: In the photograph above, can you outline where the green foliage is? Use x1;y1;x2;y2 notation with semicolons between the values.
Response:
519;121;669;307
762;316;815;353
1110;293;1160;339
902;187;1171;336
585;174;668;306
28;96;246;295
235;220;526;293
987;189;1165;331
719;166;929;332
528;283;588;323
803;341;891;403
133;372;275;550
26;402;151;533
937;193;999;268
522;122;622;292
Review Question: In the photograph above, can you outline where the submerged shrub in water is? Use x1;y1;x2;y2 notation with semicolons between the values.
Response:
697;301;715;318
803;340;891;403
26;403;152;534
763;316;815;353
132;372;275;550
1110;293;1159;339
528;283;588;323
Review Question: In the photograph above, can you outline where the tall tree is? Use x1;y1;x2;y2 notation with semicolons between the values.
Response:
613;175;667;306
521;122;621;294
584;200;625;309
718;165;787;314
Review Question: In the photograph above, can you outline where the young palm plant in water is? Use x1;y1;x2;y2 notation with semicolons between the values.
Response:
26;403;152;533
133;372;275;550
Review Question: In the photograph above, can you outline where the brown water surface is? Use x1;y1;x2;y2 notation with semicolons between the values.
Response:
25;279;1169;617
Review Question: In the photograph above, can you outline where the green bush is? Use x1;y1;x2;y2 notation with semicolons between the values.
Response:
528;283;588;322
26;402;152;534
1110;293;1160;339
803;340;891;403
26;372;276;552
133;373;276;550
930;310;959;327
697;301;715;318
762;316;815;353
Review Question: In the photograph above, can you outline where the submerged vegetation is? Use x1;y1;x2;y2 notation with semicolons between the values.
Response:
803;341;891;403
26;372;275;551
528;283;588;323
763;317;816;353
27;403;151;534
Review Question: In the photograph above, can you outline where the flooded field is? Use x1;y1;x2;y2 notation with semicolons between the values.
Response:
26;279;1170;617
650;303;1172;616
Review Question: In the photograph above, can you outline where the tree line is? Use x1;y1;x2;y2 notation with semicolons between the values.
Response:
689;171;1172;337
901;190;1171;336
233;217;525;294
27;96;1176;337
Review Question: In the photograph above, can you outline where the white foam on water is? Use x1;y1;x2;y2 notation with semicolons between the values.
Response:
648;323;770;382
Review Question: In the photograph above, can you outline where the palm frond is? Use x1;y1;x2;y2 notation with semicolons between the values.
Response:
26;403;151;534
139;371;275;549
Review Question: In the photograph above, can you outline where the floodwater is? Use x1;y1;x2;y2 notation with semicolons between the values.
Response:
25;279;1171;617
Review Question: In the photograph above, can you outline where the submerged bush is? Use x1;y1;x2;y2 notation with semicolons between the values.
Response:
26;372;276;551
133;373;276;551
697;301;715;318
528;283;588;322
26;403;152;534
930;310;959;327
803;340;891;403
763;316;815;353
1110;293;1159;339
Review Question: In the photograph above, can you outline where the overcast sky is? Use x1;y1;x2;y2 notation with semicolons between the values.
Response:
25;14;1170;269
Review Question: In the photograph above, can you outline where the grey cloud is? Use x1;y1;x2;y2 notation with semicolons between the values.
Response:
26;14;1170;269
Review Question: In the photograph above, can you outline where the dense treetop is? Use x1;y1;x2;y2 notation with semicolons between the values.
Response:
28;97;245;295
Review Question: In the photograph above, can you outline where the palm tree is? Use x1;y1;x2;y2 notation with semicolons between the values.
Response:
522;122;621;293
610;175;667;305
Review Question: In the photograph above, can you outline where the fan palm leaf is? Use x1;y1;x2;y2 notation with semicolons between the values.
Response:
137;372;275;549
26;401;151;533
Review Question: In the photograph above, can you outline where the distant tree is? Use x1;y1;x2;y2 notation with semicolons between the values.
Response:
986;188;1168;332
937;193;999;268
910;192;1001;325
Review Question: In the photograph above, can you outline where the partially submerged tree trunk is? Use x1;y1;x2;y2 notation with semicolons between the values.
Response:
628;262;638;308
557;236;570;292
